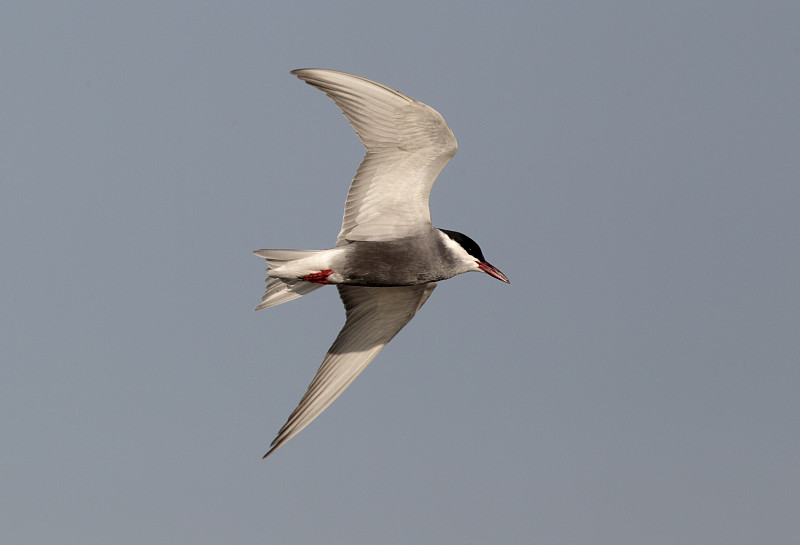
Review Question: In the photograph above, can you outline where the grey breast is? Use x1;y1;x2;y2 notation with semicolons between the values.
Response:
340;234;453;286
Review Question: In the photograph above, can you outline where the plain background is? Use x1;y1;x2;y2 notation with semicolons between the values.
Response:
2;2;798;544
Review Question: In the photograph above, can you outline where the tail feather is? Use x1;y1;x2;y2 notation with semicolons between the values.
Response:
253;248;325;267
254;277;323;311
253;249;326;311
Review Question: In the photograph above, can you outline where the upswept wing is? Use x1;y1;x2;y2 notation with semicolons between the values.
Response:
291;69;457;245
264;283;437;458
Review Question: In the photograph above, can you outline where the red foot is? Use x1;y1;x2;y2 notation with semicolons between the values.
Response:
303;269;334;284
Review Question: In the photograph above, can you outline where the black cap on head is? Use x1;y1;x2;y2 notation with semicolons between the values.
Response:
440;229;486;261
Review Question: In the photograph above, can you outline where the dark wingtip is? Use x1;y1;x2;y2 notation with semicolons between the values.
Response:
262;440;281;459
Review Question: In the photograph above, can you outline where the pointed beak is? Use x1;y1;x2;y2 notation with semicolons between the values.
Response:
477;261;510;284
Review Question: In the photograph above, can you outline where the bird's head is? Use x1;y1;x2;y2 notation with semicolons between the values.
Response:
439;229;510;284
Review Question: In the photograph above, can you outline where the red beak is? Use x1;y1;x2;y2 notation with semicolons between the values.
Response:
477;261;510;284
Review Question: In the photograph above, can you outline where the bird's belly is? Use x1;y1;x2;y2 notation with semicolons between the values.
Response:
340;269;441;287
338;239;447;286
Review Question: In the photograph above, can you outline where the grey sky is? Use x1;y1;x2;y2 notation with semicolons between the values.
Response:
2;2;799;544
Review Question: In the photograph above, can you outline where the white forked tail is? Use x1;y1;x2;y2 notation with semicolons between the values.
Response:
252;249;326;311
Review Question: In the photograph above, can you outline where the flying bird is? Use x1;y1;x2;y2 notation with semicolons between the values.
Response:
255;69;509;458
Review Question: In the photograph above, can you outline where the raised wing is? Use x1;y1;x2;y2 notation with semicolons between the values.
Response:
291;69;457;245
264;282;437;458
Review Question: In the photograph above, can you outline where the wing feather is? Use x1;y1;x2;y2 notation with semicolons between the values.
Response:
291;69;457;245
264;283;437;457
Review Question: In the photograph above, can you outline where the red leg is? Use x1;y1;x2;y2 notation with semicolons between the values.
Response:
302;269;334;284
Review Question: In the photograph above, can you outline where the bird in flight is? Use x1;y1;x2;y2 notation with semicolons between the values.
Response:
255;69;509;458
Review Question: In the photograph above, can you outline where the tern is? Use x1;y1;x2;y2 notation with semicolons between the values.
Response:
255;69;509;458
